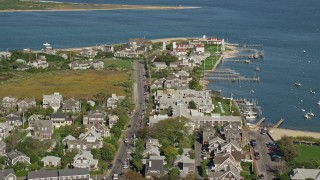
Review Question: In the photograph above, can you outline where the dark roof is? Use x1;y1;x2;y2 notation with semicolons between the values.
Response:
6;150;27;160
58;168;89;176
5;116;22;122
28;169;58;179
145;159;164;172
0;169;15;179
50;113;66;119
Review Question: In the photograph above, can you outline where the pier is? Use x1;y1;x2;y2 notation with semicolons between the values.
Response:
273;118;284;128
227;43;264;48
256;117;265;126
222;59;251;64
204;76;260;82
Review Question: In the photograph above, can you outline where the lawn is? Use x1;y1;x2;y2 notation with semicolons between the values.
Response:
205;44;218;54
294;144;320;162
203;56;219;70
0;70;129;101
104;59;133;70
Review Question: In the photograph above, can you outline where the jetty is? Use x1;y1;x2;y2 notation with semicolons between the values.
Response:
205;76;260;82
226;43;264;48
273;118;284;128
256;117;265;126
222;59;251;64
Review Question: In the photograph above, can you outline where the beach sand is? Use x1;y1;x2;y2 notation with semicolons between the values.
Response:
269;128;320;141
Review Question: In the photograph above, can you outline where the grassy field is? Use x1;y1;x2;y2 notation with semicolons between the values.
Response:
205;44;218;54
0;70;129;101
294;144;320;162
104;59;133;70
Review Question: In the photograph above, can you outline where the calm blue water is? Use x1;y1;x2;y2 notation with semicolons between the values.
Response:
0;0;320;131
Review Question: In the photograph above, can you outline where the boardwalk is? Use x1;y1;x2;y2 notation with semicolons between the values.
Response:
205;76;260;82
273;118;284;128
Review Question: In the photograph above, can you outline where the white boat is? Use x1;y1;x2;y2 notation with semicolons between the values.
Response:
302;50;307;53
255;67;261;72
310;90;316;94
294;82;302;87
317;101;320;105
308;112;315;117
304;114;311;119
301;109;306;112
244;111;257;120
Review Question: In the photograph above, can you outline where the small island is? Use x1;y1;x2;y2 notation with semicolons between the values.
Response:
0;0;199;12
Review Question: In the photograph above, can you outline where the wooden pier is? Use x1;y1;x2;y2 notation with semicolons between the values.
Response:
204;76;260;82
256;117;265;126
273;118;284;128
222;59;251;63
227;43;264;48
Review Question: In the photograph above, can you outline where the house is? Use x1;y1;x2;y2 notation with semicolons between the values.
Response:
85;123;110;137
195;44;205;53
208;165;241;180
207;136;226;153
63;129;103;151
0;169;16;180
43;92;63;112
69;61;91;70
28;169;58;180
5;113;22;126
28;56;49;69
27;168;90;180
202;127;216;145
31;120;53;140
1;96;18;109
100;45;114;53
143;146;161;158
107;94;125;109
16;65;31;71
146;138;162;148
212;152;242;172
17;97;36;112
59;168;90;180
62;98;80;112
87;100;95;107
206;38;222;45
28;114;42;127
50;113;72;129
163;73;191;90
150;79;165;90
153;62;167;70
80;48;97;58
0;122;9;141
174;148;195;173
145;157;164;179
6;150;31;166
72;151;98;170
41;156;61;167
0;141;6;156
91;61;104;70
83;112;106;125
15;59;26;64
108;115;119;128
290;168;320;180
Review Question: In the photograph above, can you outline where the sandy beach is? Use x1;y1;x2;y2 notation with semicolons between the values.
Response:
269;128;320;141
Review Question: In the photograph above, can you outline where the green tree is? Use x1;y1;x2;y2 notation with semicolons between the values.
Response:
163;146;178;166
277;136;298;162
201;160;210;178
154;53;178;66
13;162;27;173
124;170;146;180
189;78;201;90
101;143;116;161
168;168;180;180
188;100;197;109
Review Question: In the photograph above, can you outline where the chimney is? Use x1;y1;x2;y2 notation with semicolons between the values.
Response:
149;161;152;167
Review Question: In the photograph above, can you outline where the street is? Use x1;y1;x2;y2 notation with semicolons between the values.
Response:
108;60;145;180
248;129;280;179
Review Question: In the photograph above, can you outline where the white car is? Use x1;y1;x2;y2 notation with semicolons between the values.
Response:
112;174;119;180
124;138;129;143
123;163;128;169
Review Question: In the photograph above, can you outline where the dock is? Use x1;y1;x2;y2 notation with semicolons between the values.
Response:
273;118;284;128
222;59;251;63
256;117;265;126
205;76;260;82
227;43;264;48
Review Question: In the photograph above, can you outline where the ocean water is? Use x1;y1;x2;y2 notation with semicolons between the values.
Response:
0;0;319;131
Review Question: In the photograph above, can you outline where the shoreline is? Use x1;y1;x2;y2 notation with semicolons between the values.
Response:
0;6;200;13
269;128;320;141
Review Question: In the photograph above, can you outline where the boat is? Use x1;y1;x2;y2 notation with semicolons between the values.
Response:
310;89;316;94
302;50;307;53
294;82;302;87
255;67;261;72
308;112;315;117
304;114;311;119
317;101;320;105
245;113;257;120
301;109;306;112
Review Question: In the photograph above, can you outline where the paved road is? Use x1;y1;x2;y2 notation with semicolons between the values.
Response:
248;129;280;179
108;60;145;180
195;131;204;180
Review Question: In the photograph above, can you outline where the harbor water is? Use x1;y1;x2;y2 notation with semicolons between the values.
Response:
0;0;319;131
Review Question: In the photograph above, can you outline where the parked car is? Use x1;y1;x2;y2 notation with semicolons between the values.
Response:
112;174;119;180
254;151;260;160
109;164;113;170
271;155;282;162
258;174;265;179
251;139;257;147
124;138;129;143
